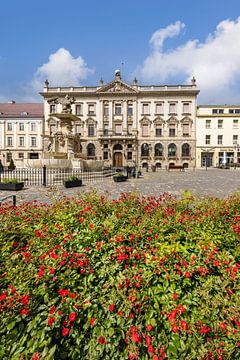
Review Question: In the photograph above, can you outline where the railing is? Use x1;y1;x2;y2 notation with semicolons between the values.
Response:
0;167;114;187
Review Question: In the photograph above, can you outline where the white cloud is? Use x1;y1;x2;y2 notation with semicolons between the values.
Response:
31;48;94;92
138;18;240;103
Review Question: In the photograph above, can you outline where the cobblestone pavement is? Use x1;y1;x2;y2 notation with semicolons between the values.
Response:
0;168;240;205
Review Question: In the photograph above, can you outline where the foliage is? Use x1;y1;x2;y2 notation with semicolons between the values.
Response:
1;178;20;184
0;191;239;360
0;159;4;171
66;176;79;182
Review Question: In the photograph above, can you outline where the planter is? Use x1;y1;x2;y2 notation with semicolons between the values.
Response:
64;179;82;188
113;175;128;182
0;182;24;191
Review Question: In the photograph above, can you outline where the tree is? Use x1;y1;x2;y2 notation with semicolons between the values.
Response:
8;158;16;170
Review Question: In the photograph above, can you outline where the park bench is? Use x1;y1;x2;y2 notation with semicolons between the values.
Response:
168;165;185;171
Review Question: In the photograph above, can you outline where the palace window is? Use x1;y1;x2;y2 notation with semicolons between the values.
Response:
6;153;12;162
18;153;24;159
233;119;238;128
50;104;56;113
233;134;238;145
103;102;109;116
103;151;108;160
154;143;163;157
169;103;177;114
168;143;177;157
115;124;122;135
155;127;162;137
142;103;150;115
115;103;122;115
182;123;190;136
218;135;223;145
205;135;211;145
88;104;95;116
205;120;211;129
76;104;82;116
141;143;150;157
218;119;223;129
19;136;25;147
182;143;190;157
155;103;163;114
7;136;13;147
212;109;224;114
30;122;36;132
88;124;95;137
7;122;13;131
19;122;24;131
87;143;95;157
127;102;133;116
169;127;176;137
142;124;149;136
127;152;133;160
31;136;37;147
183;103;191;114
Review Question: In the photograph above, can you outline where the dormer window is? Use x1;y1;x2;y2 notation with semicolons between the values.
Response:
20;111;28;116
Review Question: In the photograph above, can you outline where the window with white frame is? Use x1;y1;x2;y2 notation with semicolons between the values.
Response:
205;120;211;129
169;103;177;114
31;122;36;132
142;103;150;115
142;124;149;136
218;119;223;129
7;136;13;147
88;104;95;115
155;127;162;137
31;136;37;147
182;123;190;136
217;135;223;145
114;103;122;116
233;134;238;145
205;135;211;145
103;126;109;136
233;119;239;128
127;102;133;116
7;122;13;131
19;136;25;147
50;104;56;113
6;153;12;162
169;126;176;137
103;102;109;116
88;124;95;137
76;104;82;116
155;103;163;114
19;122;24;131
183;103;191;114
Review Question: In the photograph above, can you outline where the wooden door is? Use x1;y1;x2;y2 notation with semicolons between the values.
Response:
113;152;123;167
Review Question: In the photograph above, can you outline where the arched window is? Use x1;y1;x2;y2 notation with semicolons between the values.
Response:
168;143;177;157
154;143;163;157
141;143;149;157
182;143;190;157
113;144;123;151
87;143;95;157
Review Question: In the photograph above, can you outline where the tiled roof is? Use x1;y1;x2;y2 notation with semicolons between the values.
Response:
0;103;44;116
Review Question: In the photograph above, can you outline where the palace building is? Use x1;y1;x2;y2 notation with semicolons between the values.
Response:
40;70;199;170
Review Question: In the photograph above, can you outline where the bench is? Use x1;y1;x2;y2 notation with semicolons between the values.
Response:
168;165;185;171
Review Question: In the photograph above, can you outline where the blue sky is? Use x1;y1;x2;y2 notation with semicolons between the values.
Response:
1;0;240;104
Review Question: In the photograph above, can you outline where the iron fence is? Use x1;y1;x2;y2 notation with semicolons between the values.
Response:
0;166;114;187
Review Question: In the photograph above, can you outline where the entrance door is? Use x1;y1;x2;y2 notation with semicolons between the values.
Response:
113;152;123;167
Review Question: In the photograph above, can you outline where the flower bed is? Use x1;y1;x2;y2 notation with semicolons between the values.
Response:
0;192;239;359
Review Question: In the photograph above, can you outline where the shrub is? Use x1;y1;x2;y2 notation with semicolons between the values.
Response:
0;192;239;359
66;176;79;182
1;178;20;184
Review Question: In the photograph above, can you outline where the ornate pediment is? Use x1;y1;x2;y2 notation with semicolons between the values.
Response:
153;116;165;124
167;116;179;123
181;116;193;123
96;79;138;94
140;116;151;124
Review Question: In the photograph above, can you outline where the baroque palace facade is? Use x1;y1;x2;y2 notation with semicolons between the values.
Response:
40;71;199;170
0;71;240;169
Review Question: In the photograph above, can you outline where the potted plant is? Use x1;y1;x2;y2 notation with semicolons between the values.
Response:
0;178;24;191
113;172;128;182
64;176;82;188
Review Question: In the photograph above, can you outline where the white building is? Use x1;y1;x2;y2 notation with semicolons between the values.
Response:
0;101;44;166
196;105;240;168
41;71;199;169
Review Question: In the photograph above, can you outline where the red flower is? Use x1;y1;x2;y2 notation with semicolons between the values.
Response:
109;304;115;312
31;353;39;360
20;294;29;305
172;324;179;333
146;324;153;331
90;317;95;327
20;309;29;316
146;336;151;346
219;322;226;331
69;312;77;322
98;335;105;344
48;317;55;326
180;321;189;330
172;293;178;301
49;305;56;314
62;327;69;336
